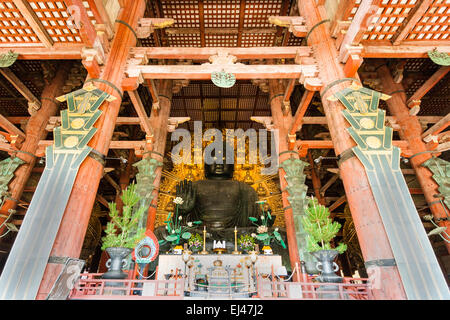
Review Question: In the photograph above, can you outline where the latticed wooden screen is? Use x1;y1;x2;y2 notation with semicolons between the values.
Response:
0;0;100;45
158;0;285;47
347;0;449;42
170;81;270;130
407;0;449;41
28;0;81;43
0;0;38;44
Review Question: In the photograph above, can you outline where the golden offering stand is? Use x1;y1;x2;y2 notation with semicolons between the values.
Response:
213;248;227;254
232;226;241;255
199;225;209;255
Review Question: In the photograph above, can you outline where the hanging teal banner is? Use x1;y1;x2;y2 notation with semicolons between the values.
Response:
0;85;116;300
330;83;450;300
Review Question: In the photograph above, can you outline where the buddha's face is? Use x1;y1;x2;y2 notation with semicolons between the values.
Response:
205;162;234;180
204;150;234;180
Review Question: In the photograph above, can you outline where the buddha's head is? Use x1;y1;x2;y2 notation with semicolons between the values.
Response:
204;141;234;180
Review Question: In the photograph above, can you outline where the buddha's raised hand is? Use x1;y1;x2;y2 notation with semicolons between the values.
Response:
175;179;196;212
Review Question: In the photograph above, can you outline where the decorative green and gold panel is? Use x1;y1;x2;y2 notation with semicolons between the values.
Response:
0;85;116;300
428;49;450;66
330;83;450;300
423;157;450;211
0;157;25;207
133;157;163;230
0;50;18;68
280;157;314;271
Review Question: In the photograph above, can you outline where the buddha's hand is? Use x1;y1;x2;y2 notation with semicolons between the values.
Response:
175;179;196;212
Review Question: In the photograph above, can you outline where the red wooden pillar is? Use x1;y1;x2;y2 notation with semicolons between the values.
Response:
268;79;302;272
377;64;450;254
297;0;407;299
145;80;173;231
0;65;69;233
307;151;326;205
36;0;147;299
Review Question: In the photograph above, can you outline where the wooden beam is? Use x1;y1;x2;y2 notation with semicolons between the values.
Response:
165;27;278;35
343;53;363;78
0;45;84;60
95;194;110;209
422;113;450;142
12;0;53;48
363;44;450;58
37;139;412;155
295;140;411;154
436;141;450;153
126;64;313;80
330;0;357;35
320;173;340;196
103;173;121;194
37;140;146;156
283;79;297;104
289;89;315;136
0;141;14;153
145;79;160;110
329;195;347;214
130;46;311;60
338;0;380;61
392;0;434;45
127;90;153;138
91;0;114;39
407;66;450;106
0;68;41;109
64;0;97;46
198;0;206;47
8;115;440;128
0;114;25;139
268;16;308;37
237;0;246;47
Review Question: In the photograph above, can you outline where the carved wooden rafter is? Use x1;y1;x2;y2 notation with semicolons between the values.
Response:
268;16;308;37
0;68;41;115
136;18;175;39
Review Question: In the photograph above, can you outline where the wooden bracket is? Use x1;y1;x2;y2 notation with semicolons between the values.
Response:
303;77;323;91
407;100;421;116
122;73;144;91
282;100;291;116
339;44;364;64
422;113;450;143
136;18;175;39
268;16;307;37
343;52;363;78
283;79;297;104
81;45;106;79
332;20;351;44
146;79;161;112
167;117;191;132
288;134;297;151
250;116;275;131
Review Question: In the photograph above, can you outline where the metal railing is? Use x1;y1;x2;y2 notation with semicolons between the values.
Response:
69;267;372;300
256;276;372;300
69;273;185;300
185;281;257;299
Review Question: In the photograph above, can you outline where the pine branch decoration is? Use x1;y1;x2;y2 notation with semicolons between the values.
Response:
301;197;347;254
101;183;146;250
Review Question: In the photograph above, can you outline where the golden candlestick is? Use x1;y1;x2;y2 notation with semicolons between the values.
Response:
199;225;209;255
232;226;241;255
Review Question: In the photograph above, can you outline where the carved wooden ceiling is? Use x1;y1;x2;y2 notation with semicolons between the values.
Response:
0;0;448;127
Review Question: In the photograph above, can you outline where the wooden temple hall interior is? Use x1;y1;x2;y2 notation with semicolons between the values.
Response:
0;0;448;301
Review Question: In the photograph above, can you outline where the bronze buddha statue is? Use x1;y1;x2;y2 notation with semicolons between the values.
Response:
175;161;264;234
154;146;289;265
